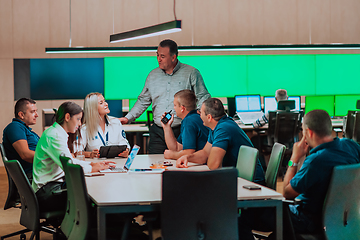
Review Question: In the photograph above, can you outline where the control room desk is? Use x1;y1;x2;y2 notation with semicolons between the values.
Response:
86;155;284;240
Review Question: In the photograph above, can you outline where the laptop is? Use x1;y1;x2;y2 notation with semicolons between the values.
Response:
235;95;264;125
100;145;140;173
264;96;301;113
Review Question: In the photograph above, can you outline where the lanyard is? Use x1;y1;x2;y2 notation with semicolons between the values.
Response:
98;131;108;146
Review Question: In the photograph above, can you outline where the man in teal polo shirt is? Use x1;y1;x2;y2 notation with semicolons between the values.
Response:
3;98;40;179
161;89;210;159
177;98;265;184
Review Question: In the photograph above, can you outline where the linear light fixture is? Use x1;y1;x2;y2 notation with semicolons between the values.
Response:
109;20;182;43
45;43;360;54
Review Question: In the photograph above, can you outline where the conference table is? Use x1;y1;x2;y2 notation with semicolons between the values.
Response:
85;154;284;240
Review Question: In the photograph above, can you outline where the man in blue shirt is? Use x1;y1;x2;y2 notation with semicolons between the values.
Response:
238;110;360;239
161;89;210;160
283;109;360;233
177;98;265;184
3;98;40;179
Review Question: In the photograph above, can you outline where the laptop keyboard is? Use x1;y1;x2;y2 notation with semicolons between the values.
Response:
238;112;264;124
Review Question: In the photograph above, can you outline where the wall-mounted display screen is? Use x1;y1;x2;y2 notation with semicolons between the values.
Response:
334;95;360;116
30;58;104;100
305;96;335;117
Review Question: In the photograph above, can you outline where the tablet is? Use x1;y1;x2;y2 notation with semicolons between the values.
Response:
99;145;127;158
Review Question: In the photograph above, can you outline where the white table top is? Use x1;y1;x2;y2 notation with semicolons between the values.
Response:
122;124;149;132
85;154;283;206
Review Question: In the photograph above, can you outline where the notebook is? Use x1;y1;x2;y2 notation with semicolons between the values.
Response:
235;95;264;125
100;145;140;173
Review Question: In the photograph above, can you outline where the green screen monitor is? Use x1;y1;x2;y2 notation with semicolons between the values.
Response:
334;95;360;117
129;99;152;122
305;96;335;117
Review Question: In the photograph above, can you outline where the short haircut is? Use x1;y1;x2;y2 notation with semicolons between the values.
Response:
56;101;83;126
303;110;332;137
15;98;36;118
159;39;178;57
174;89;197;111
275;89;288;101
203;98;226;121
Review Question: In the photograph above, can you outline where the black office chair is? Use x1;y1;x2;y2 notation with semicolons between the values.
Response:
262;111;300;165
352;112;360;144
1;160;64;240
0;143;20;210
143;110;153;154
343;110;356;139
161;168;239;240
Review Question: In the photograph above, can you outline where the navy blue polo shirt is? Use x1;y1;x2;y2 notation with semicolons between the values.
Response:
208;115;265;184
291;137;360;215
177;110;210;151
2;118;40;174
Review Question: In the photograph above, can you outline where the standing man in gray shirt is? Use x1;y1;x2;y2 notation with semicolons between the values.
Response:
120;39;211;153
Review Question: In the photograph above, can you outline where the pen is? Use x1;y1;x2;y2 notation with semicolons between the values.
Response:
134;169;153;171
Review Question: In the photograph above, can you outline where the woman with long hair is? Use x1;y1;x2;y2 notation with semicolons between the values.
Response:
32;101;114;212
81;92;130;158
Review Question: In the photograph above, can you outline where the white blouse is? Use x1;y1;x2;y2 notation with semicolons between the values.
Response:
32;122;92;192
80;116;130;151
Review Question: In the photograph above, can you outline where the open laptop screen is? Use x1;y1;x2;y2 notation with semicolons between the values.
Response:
235;95;261;112
264;96;301;113
124;145;140;170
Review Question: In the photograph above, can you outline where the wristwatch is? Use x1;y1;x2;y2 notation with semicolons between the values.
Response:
288;160;299;167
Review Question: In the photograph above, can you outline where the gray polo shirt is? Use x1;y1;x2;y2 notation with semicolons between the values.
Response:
125;61;210;127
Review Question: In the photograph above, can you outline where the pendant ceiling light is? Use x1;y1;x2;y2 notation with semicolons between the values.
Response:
110;0;181;43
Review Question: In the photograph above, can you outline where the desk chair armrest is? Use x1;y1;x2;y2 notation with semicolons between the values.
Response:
52;189;67;195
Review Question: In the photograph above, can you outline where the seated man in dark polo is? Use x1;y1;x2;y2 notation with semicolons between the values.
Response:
238;110;360;240
3;98;40;179
161;89;210;160
283;109;360;233
177;98;265;185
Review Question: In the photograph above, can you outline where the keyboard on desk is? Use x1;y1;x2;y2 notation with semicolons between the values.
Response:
237;112;264;125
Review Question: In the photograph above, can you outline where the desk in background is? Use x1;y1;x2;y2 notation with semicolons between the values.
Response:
122;124;149;154
86;154;284;240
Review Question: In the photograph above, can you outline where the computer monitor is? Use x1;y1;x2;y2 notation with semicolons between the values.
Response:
264;96;301;113
235;95;261;112
277;100;295;111
334;95;360;116
305;96;335;117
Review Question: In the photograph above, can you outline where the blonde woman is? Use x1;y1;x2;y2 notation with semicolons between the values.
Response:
80;92;130;158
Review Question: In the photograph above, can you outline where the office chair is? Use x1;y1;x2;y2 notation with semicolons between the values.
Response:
352;112;360;144
0;143;20;210
236;145;258;182
143;110;153;154
1;160;64;240
59;156;76;238
322;163;360;239
66;163;90;240
265;143;285;190
343;110;356;139
161;168;238;240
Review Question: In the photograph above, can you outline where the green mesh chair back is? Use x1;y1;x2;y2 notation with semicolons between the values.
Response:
265;143;285;190
323;163;360;240
236;145;259;181
66;163;90;240
60;155;76;238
